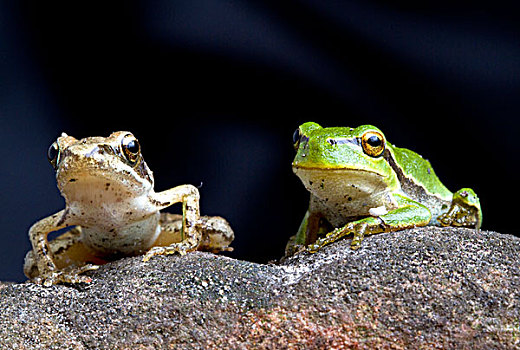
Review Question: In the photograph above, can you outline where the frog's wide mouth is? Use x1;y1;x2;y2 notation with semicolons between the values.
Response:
292;164;385;177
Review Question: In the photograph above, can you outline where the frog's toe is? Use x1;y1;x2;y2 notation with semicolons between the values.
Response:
306;237;331;253
306;243;321;254
350;239;362;250
285;243;306;256
142;246;164;261
33;265;98;286
438;213;452;226
142;245;188;262
74;263;100;274
350;241;362;250
54;273;94;286
31;275;50;286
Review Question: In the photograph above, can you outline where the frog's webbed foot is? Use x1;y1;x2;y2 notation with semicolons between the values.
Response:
142;242;196;262
32;264;100;287
307;220;373;253
439;188;482;229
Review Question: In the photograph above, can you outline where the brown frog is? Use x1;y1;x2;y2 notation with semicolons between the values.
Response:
24;131;234;286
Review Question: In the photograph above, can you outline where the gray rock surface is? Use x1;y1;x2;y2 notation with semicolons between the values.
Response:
1;227;519;349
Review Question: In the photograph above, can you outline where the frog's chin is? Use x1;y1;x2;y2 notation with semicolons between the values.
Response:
293;166;390;202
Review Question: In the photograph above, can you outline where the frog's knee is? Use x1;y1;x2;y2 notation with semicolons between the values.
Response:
179;184;200;200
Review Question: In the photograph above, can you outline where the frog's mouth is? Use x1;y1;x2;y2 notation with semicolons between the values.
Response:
293;166;389;203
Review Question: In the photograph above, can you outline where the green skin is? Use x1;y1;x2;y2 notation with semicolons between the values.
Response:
286;122;482;255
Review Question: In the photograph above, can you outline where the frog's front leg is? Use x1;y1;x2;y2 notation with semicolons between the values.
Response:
307;195;431;252
27;210;99;286
25;227;107;280
143;185;201;261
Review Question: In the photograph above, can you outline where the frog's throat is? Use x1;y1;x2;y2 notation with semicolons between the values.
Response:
293;166;396;201
58;170;152;200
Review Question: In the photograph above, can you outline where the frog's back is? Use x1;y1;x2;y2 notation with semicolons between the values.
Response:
387;145;452;202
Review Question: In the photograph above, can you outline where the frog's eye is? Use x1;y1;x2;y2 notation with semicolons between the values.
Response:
121;134;141;165
361;131;385;157
47;142;60;170
293;128;302;149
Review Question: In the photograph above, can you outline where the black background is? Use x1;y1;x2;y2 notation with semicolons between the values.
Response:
1;1;518;282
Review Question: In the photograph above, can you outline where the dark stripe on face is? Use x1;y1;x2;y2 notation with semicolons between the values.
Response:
383;149;404;181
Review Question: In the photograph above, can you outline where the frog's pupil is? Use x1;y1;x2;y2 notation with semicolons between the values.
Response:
367;135;382;147
126;140;139;154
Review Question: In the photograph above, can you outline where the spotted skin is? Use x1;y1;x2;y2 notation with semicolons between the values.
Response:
286;122;482;256
25;131;234;286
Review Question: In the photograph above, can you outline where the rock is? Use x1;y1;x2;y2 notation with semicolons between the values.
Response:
1;227;519;349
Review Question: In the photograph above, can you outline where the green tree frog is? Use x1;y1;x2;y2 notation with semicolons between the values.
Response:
24;131;234;286
286;122;482;255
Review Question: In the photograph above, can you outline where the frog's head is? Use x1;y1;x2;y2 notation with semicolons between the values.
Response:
47;131;154;202
292;122;399;200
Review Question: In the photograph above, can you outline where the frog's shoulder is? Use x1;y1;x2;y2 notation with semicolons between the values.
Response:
385;144;452;200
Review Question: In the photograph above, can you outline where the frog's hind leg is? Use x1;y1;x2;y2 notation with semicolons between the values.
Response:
196;215;234;253
24;227;106;279
154;213;234;253
153;213;184;247
439;188;482;229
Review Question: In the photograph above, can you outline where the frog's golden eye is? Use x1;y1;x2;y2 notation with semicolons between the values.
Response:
47;141;60;170
292;128;302;149
121;134;141;165
361;131;385;157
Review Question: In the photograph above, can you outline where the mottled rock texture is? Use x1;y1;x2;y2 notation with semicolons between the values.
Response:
1;227;519;349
